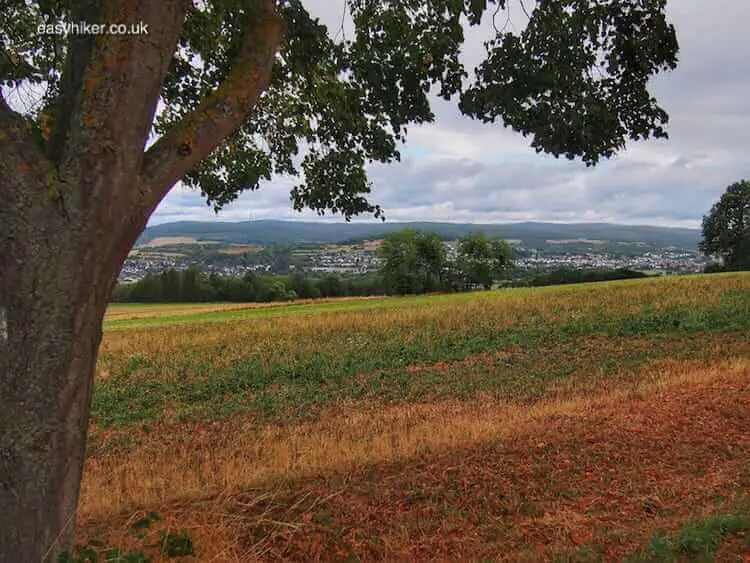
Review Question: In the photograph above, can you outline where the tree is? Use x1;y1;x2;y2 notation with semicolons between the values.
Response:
287;271;316;299
242;270;265;301
318;273;344;297
378;229;446;294
266;280;290;301
160;268;181;301
699;180;750;271
181;265;202;302
457;232;490;289
456;233;513;290
0;0;678;558
489;238;513;282
379;229;418;294
128;272;163;302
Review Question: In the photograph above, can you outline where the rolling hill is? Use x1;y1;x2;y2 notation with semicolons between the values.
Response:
138;220;701;250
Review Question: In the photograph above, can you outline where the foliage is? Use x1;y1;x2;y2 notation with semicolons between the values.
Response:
376;229;514;294
54;511;194;562
92;274;750;428
113;268;388;303
157;531;193;558
699;179;750;270
625;509;750;562
522;267;650;287
703;262;725;274
455;232;513;289
113;253;659;304
377;229;447;294
3;0;678;218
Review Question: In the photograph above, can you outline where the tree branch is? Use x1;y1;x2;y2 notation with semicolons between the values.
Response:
46;0;99;165
54;0;189;187
0;95;55;185
0;95;58;311
139;0;286;210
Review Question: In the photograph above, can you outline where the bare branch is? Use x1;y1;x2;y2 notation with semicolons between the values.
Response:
492;2;511;34
519;0;531;21
139;0;286;209
334;0;348;42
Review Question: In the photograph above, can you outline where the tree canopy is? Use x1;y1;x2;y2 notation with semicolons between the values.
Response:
2;0;679;220
378;229;447;294
699;180;750;271
376;228;515;294
456;232;512;289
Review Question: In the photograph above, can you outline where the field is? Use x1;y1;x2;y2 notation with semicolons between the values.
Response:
217;244;264;255
139;236;203;247
77;273;750;561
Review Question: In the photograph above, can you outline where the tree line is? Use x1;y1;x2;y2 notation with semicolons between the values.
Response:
700;179;750;272
112;228;683;304
113;229;515;302
112;268;387;303
377;229;513;294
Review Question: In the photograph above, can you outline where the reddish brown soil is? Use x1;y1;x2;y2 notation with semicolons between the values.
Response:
78;365;750;562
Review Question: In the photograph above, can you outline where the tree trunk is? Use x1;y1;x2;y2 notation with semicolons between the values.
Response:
0;2;284;557
0;297;104;562
0;165;126;561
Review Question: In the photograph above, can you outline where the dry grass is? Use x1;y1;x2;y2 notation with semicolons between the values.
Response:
101;273;747;357
217;244;263;255
79;356;750;520
76;274;750;560
104;295;387;324
141;236;203;247
105;302;264;320
78;355;750;561
100;274;749;366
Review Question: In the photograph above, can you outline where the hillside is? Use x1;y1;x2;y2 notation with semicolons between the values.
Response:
77;274;750;561
138;219;701;250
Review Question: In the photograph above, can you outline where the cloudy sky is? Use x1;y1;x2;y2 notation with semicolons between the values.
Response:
152;0;750;229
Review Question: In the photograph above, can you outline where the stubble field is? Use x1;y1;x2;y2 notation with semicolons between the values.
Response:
77;273;750;561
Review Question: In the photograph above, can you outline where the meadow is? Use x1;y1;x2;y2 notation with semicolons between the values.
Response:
77;273;750;561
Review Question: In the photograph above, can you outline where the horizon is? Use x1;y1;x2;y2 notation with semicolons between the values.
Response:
145;217;702;231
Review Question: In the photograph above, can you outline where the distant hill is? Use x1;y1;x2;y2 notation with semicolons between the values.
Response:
138;220;701;250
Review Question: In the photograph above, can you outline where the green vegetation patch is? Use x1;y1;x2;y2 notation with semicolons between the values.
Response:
90;277;750;432
103;292;485;330
626;505;750;562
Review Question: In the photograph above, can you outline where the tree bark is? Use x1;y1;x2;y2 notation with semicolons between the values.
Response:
0;0;285;559
0;138;120;561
